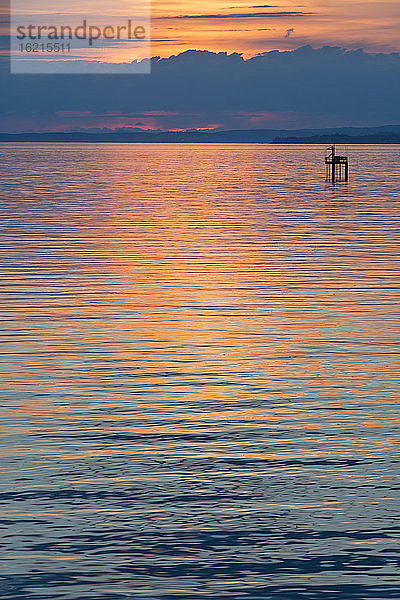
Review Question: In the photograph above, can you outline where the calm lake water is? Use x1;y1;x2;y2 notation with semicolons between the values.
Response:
0;143;400;600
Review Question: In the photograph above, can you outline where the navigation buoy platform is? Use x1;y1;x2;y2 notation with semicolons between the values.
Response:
325;145;348;183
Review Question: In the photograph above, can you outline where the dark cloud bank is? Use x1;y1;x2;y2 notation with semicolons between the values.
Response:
156;11;310;19
1;46;400;129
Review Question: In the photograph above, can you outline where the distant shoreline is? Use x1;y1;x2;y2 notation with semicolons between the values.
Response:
1;129;400;144
273;134;400;144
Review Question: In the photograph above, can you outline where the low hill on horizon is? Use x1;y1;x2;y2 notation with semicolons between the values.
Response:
2;124;400;143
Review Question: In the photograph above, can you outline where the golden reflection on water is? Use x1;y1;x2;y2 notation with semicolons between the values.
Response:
0;143;400;598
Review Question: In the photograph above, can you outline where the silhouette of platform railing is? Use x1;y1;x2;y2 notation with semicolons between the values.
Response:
325;145;349;182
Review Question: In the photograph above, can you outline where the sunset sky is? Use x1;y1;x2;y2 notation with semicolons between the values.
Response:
2;0;400;130
7;0;400;61
152;0;400;58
